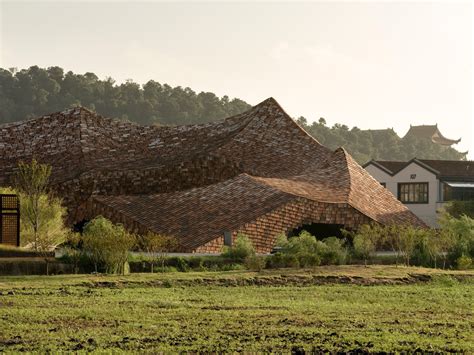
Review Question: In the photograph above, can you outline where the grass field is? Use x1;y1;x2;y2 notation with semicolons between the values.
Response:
0;266;472;352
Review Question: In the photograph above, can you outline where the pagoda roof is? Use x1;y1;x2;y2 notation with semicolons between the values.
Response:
403;124;461;146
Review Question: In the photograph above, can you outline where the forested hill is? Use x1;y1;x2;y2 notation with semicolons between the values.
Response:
0;66;251;126
0;66;466;163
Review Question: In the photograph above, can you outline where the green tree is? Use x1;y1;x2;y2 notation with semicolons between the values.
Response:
351;224;382;266
138;232;178;273
14;159;52;251
397;225;421;266
13;159;68;274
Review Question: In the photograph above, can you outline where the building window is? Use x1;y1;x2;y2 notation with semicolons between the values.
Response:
223;231;232;246
398;183;429;204
380;182;386;188
443;183;474;201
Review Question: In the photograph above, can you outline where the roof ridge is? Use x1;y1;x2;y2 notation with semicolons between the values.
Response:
330;147;353;200
266;97;326;147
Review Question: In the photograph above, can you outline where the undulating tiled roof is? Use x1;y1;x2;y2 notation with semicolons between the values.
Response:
0;98;425;248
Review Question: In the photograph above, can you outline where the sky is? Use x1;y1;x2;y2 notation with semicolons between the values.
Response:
0;0;472;158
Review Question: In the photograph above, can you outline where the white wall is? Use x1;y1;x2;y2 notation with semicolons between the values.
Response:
365;163;440;227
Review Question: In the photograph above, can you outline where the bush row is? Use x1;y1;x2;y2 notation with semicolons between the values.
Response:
61;212;474;274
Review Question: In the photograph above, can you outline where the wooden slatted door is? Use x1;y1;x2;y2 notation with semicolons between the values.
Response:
0;194;20;246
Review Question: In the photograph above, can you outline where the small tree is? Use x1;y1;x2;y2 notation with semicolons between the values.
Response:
398;225;419;266
424;229;443;268
21;194;67;275
14;159;52;251
82;223;106;273
386;224;404;266
83;216;136;274
437;214;457;269
138;232;178;273
352;224;381;266
353;234;375;266
410;228;439;268
103;226;136;275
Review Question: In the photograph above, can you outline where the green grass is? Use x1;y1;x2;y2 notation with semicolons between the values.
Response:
0;266;472;352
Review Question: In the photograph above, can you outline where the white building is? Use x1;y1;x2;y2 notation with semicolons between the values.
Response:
364;159;474;227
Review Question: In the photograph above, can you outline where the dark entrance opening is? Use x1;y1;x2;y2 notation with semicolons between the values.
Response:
288;223;345;240
73;219;90;234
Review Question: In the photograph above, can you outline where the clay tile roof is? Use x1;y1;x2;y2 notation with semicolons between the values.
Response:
94;174;295;250
418;160;474;181
366;160;408;174
369;159;474;182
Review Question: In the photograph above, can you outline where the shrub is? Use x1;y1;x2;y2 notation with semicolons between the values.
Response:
409;228;450;268
83;216;136;274
165;256;228;271
321;237;348;265
438;213;474;267
267;253;299;269
456;255;472;270
221;234;256;262
412;234;433;267
175;257;190;272
220;263;246;271
445;200;474;219
268;232;349;268
62;232;83;274
161;266;178;273
278;231;324;267
298;253;321;267
244;255;266;271
432;275;459;287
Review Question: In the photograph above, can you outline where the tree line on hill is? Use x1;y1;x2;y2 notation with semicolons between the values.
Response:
0;66;251;126
0;66;466;163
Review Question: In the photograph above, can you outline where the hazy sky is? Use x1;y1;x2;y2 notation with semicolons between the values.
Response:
1;1;472;157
